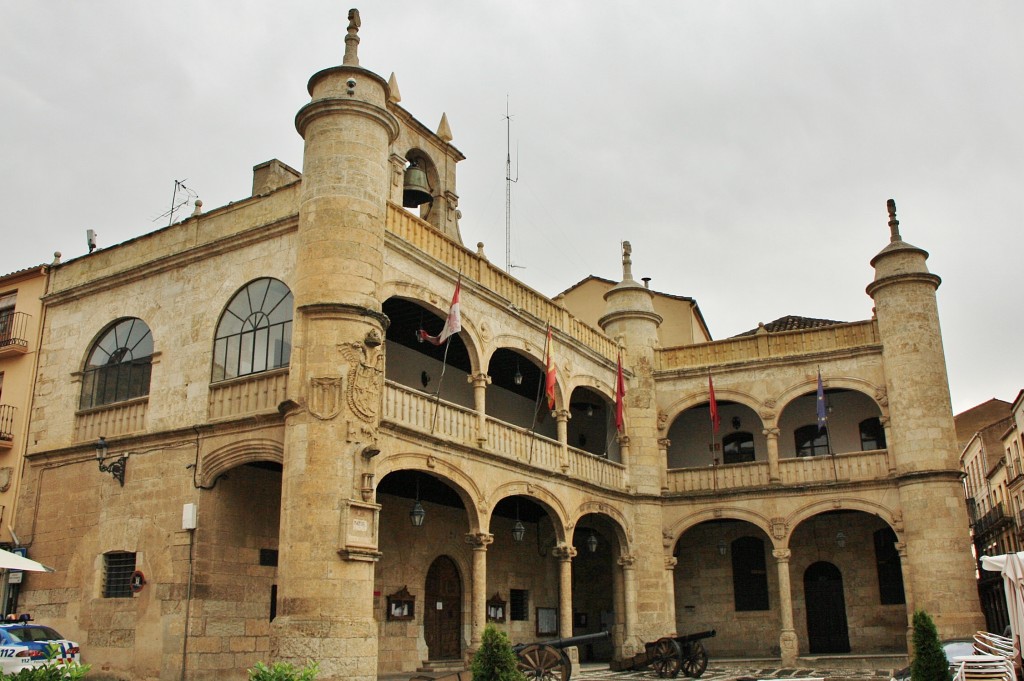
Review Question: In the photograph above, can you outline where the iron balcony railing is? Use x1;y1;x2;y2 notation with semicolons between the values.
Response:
973;502;1011;540
0;404;15;444
0;311;31;350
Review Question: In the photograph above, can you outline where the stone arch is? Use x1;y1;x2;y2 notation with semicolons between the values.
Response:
570;501;632;553
663;387;765;430
488;481;569;542
665;507;773;548
374;452;486;533
786;498;902;543
381;279;483;374
200;437;283;486
486;335;565;410
567;375;615;404
775;376;888;419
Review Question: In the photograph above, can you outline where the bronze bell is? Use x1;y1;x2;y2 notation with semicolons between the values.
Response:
402;162;432;208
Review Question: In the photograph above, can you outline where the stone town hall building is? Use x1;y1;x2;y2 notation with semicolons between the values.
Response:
12;11;982;681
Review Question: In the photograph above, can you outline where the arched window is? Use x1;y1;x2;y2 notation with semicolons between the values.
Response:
795;424;830;457
731;536;769;611
80;318;153;409
859;417;887;451
212;278;293;382
723;432;755;464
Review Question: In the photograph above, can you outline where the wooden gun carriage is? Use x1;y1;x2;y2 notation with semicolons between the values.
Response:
609;629;716;678
513;629;611;680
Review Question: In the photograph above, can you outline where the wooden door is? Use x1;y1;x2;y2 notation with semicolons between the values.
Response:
804;561;850;653
425;555;462;660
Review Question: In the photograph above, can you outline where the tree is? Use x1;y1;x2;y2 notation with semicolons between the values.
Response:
911;610;951;681
471;624;526;681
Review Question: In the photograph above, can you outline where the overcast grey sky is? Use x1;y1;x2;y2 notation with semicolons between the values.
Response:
2;2;1021;414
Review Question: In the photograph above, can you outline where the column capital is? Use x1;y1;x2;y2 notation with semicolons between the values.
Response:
464;532;494;549
552;544;577;561
618;554;637;569
618;434;631;447
664;556;678;570
772;548;791;562
657;437;671;450
554;408;572;423
763;427;781;438
468;372;492;387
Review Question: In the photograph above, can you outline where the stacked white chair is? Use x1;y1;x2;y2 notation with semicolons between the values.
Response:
952;654;1015;681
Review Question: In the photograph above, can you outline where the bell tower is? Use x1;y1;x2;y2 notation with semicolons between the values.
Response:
274;10;398;681
866;200;983;638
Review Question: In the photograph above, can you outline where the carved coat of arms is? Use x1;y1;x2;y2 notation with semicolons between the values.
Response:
342;341;385;423
309;376;344;420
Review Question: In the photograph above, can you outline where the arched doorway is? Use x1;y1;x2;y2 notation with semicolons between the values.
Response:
425;555;462;660
804;561;850;653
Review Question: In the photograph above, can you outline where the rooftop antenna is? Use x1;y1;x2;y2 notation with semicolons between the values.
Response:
154;179;199;226
504;97;519;272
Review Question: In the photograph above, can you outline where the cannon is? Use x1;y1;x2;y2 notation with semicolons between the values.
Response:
609;629;716;678
513;630;611;681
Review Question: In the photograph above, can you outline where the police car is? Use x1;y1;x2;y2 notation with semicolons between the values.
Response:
0;615;81;674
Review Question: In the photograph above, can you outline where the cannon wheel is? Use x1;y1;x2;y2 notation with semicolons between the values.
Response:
680;640;708;678
516;643;571;681
650;637;683;678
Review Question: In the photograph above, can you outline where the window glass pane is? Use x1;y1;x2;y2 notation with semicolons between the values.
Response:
212;279;293;381
723;432;755;464
253;327;269;373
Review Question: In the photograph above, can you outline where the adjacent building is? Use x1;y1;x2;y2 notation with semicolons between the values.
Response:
10;13;983;681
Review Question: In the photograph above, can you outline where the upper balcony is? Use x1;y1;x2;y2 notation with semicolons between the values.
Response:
0;312;32;357
973;502;1012;541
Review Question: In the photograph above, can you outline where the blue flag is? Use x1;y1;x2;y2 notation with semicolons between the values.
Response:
816;370;827;431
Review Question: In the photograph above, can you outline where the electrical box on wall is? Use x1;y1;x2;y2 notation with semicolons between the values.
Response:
182;503;197;531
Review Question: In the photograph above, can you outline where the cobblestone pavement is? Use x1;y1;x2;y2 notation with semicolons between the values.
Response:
574;663;896;681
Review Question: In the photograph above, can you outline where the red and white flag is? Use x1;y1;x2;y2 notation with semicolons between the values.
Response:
417;280;462;346
615;353;626;433
544;326;557;410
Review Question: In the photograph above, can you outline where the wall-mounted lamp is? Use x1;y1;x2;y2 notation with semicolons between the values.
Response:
513;361;523;386
731;416;741;430
835;531;846;548
586;404;594;417
586;532;599;553
95;436;127;487
410;477;425;527
512;502;526;542
717;540;728;556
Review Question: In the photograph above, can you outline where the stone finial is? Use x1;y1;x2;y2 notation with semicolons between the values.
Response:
621;241;634;281
343;8;361;66
52;251;62;265
191;198;203;217
437;113;453;143
387;72;401;103
887;198;901;243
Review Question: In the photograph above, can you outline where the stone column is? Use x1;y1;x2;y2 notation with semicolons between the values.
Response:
764;427;781;483
618;434;631;489
658;438;671;493
897;541;915;655
773;548;799;665
618;554;638;656
553;544;577;636
469;373;491;447
465;532;494;651
555;408;571;472
664;556;678;635
880;415;895;474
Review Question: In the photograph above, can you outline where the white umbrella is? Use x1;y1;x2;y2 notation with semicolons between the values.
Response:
981;552;1024;654
0;548;53;572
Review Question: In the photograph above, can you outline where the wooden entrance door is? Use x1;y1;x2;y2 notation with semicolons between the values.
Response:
425;555;462;660
804;561;850;653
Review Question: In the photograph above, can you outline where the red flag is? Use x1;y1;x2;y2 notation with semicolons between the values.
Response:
709;373;720;434
544;327;557;410
615;353;626;433
416;279;462;346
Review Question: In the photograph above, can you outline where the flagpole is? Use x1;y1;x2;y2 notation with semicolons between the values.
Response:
526;324;552;464
429;336;453;434
817;366;838;482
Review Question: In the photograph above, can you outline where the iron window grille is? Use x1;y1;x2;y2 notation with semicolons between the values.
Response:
103;551;137;598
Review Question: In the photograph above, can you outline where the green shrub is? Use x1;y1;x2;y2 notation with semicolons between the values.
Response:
911;609;951;681
247;660;319;681
471;624;526;681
